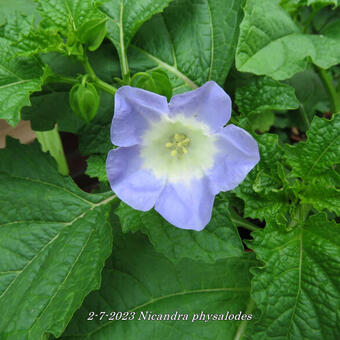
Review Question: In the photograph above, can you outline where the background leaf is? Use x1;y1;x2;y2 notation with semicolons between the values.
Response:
128;0;244;92
101;0;173;75
235;77;299;115
0;139;115;339
284;114;340;179
116;200;244;263
0;14;43;126
247;213;340;339
36;0;104;33
234;134;291;221
236;0;340;79
61;231;257;340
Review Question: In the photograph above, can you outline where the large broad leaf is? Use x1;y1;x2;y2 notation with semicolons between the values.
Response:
128;0;243;91
285;115;340;180
246;213;340;339
236;0;340;80
116;200;243;263
234;134;290;221
0;139;115;340
61;232;257;340
100;0;173;75
0;15;43;126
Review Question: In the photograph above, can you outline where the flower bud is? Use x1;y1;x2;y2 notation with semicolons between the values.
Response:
69;82;100;122
78;18;107;51
131;70;172;100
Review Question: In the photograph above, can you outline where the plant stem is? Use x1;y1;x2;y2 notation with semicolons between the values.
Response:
82;54;117;95
35;125;69;176
94;77;117;95
45;75;78;85
234;298;256;340
119;0;130;81
230;209;261;232
317;67;340;113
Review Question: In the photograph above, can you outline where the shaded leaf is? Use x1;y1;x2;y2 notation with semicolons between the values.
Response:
0;139;115;339
116;201;243;263
61;232;257;340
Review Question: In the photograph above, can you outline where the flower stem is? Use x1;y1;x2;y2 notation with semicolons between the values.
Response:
82;53;117;95
119;0;130;81
230;209;261;232
35;125;69;176
234;298;256;340
45;75;78;85
317;67;340;113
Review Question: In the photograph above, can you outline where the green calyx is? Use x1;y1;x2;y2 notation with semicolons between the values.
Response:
69;78;100;123
78;18;107;52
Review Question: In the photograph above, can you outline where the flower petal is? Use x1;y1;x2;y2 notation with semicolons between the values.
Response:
111;86;169;147
106;146;165;211
155;177;215;231
169;81;231;132
207;124;260;193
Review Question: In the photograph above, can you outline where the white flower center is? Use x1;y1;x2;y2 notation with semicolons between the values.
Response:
140;115;217;183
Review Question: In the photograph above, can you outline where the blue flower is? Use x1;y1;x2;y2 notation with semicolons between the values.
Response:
106;81;259;231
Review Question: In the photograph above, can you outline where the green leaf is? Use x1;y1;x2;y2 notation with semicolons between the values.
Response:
280;0;339;12
128;0;243;91
285;114;340;179
0;15;43;126
248;111;275;133
85;154;108;182
101;0;173;75
247;213;340;339
287;70;329;131
116;200;243;263
236;0;340;80
0;0;37;23
21;91;85;133
61;232;257;340
235;77;299;115
299;171;340;215
234;134;290;221
0;139;115;339
78;122;112;156
36;0;104;33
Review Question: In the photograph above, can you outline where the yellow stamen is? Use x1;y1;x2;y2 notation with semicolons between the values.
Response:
165;133;190;159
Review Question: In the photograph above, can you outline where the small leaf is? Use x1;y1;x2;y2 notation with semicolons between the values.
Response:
284;114;340;179
235;77;299;115
85;154;108;182
234;134;290;221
